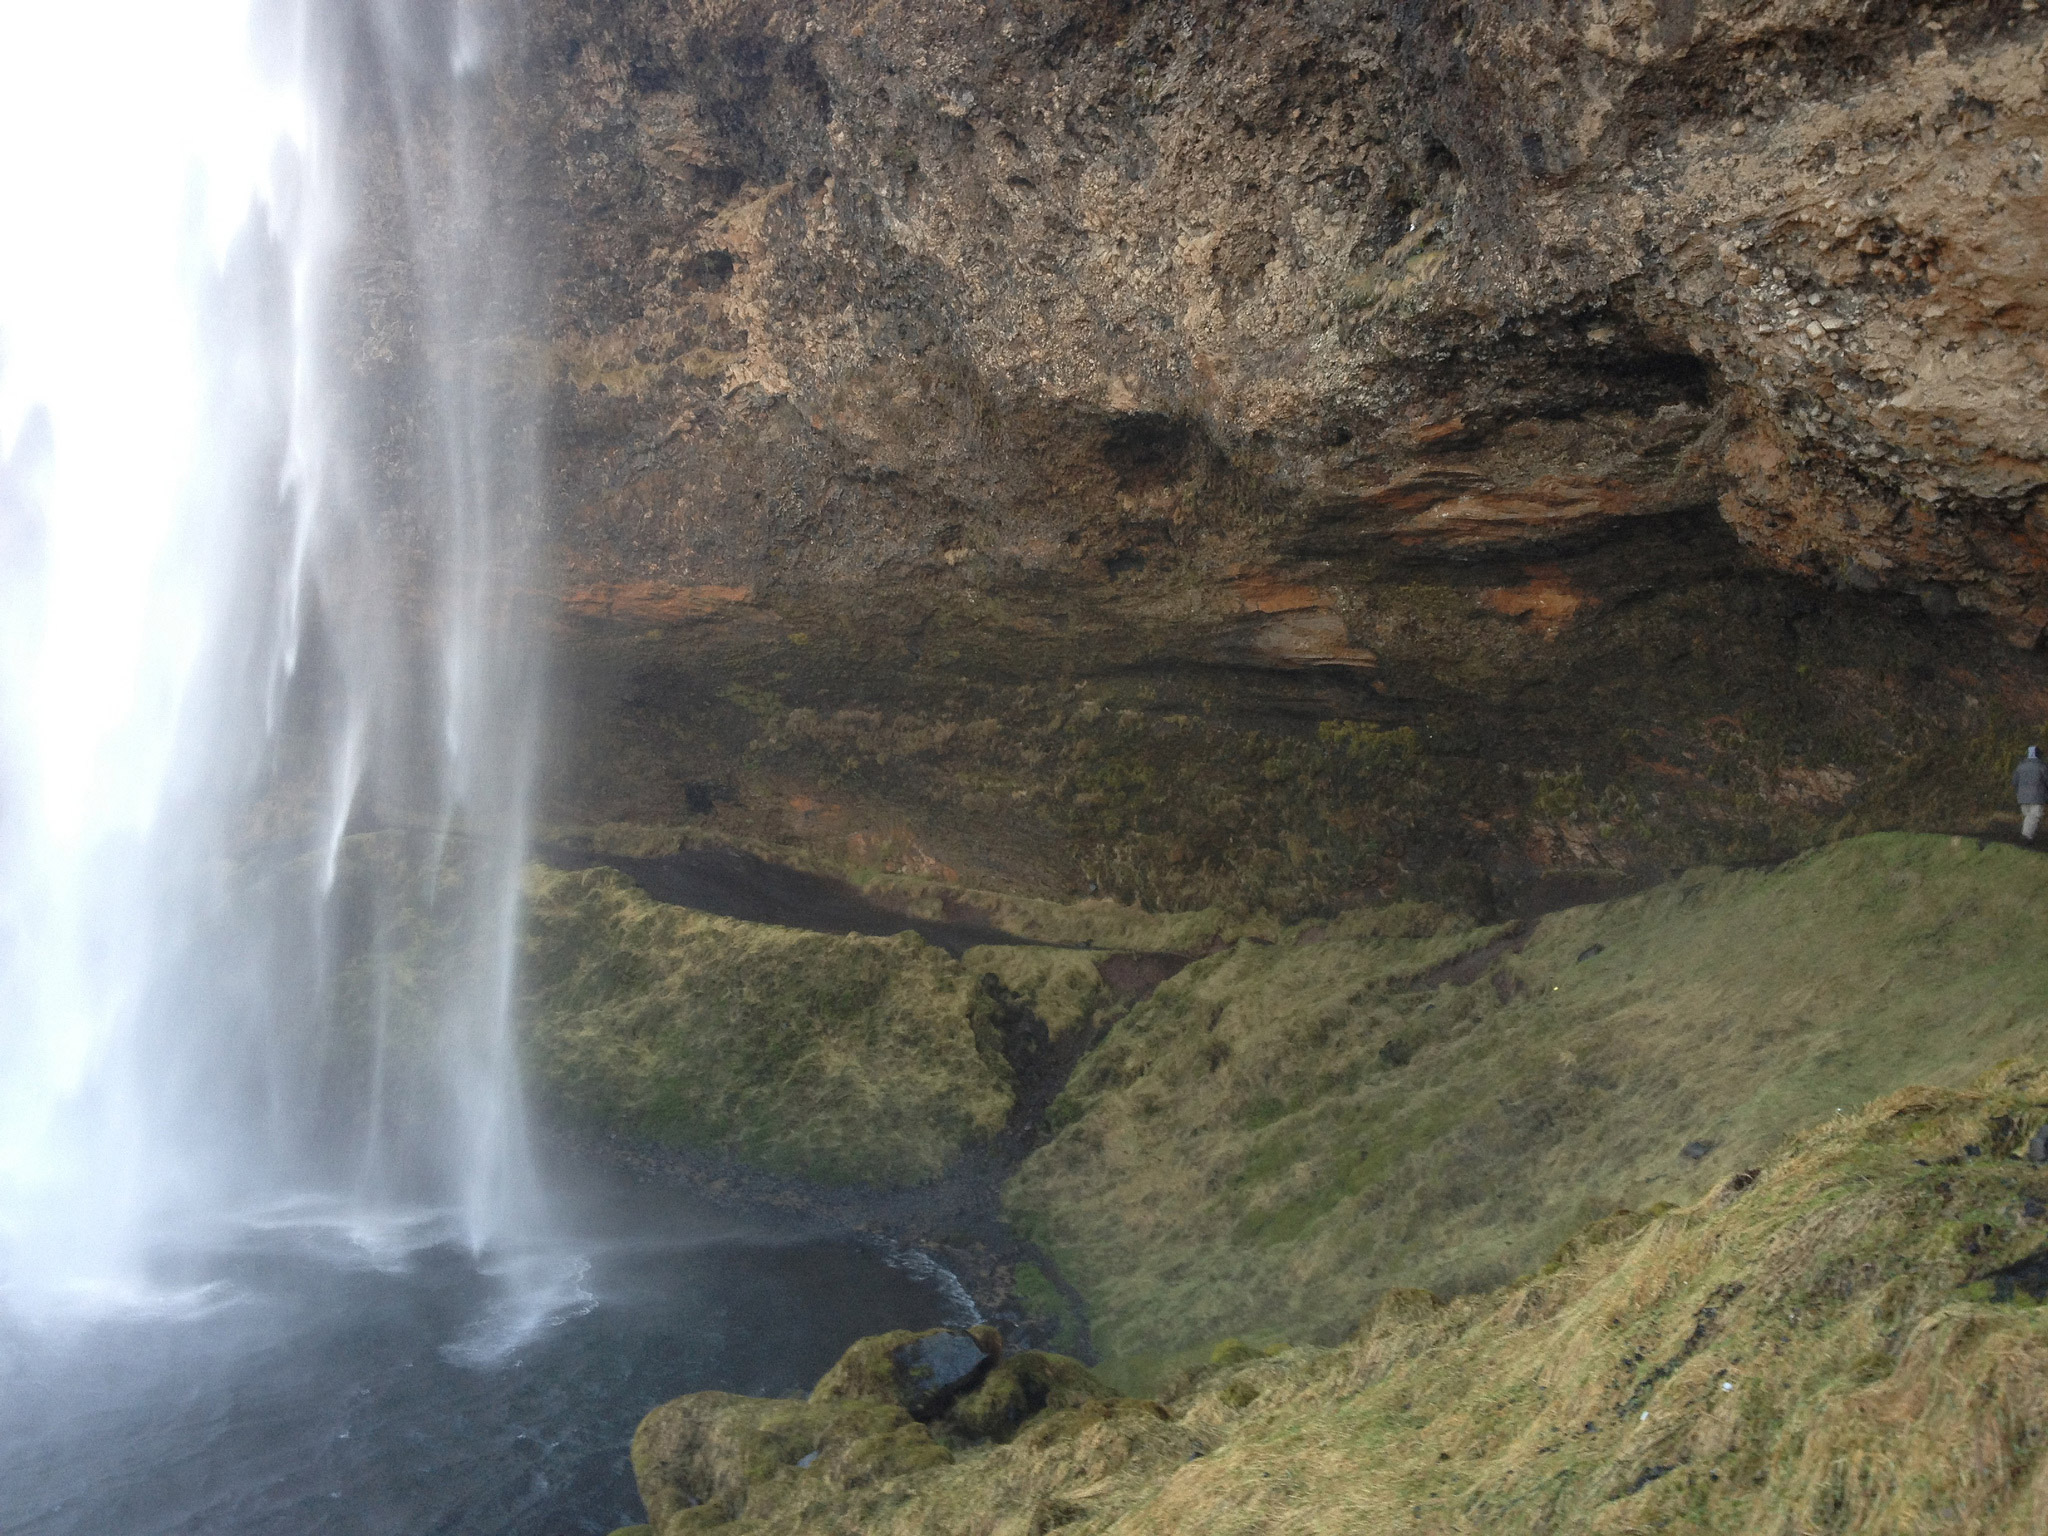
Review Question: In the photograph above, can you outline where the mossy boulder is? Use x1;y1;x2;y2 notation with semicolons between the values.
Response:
809;1327;998;1421
521;865;1013;1186
937;1350;1115;1445
630;1391;950;1531
631;1327;1141;1533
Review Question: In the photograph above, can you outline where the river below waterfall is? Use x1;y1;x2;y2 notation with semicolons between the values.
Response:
0;1150;964;1535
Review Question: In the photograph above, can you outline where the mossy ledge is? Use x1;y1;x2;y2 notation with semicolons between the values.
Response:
616;1066;2048;1535
520;864;1020;1187
517;854;1186;1195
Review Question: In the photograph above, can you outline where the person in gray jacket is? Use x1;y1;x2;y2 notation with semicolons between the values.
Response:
2018;745;2048;842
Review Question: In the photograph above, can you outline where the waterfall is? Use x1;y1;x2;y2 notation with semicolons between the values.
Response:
0;0;554;1326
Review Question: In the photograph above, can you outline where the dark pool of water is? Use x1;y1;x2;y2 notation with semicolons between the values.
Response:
0;1165;964;1536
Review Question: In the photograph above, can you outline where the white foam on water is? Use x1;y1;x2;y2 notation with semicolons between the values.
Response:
0;1275;245;1333
441;1251;598;1369
236;1195;461;1272
878;1244;984;1327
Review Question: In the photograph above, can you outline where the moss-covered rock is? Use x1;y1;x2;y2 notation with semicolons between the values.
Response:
631;1328;1147;1534
938;1350;1115;1446
520;866;1013;1186
809;1328;997;1421
959;945;1110;1044
630;1391;951;1531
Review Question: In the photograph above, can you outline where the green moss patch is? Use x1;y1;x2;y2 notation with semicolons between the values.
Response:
941;1350;1115;1446
521;866;1013;1186
959;945;1111;1043
1006;833;2048;1357
1010;1261;1086;1357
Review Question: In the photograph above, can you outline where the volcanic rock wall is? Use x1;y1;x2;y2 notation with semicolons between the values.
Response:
487;0;2048;911
528;0;2048;627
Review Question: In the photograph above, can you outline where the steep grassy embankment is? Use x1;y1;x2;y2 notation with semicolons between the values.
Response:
518;849;1253;1188
521;864;1024;1186
1008;833;2048;1361
617;1065;2048;1535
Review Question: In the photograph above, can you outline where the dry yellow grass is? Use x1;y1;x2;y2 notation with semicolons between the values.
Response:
620;1066;2048;1535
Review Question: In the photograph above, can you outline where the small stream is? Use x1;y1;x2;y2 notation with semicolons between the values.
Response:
0;1149;965;1536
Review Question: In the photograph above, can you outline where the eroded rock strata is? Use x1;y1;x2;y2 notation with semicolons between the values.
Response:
533;0;2048;618
496;0;2048;908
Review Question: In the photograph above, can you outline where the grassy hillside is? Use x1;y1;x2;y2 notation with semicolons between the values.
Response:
1006;834;2048;1359
521;865;1019;1185
618;1065;2048;1535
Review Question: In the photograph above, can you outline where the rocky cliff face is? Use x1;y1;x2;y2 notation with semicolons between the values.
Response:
498;0;2048;910
531;0;2048;615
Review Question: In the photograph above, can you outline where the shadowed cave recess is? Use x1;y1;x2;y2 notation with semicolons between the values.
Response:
530;0;2048;915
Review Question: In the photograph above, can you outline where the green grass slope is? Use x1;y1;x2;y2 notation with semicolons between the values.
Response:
522;865;1017;1185
1006;833;2048;1359
618;1067;2048;1535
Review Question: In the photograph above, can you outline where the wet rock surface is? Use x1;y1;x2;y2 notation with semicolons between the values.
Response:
539;542;2048;918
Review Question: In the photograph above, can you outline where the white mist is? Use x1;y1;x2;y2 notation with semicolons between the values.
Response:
0;0;556;1335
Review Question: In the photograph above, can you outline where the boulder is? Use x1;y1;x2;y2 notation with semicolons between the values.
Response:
630;1329;1123;1531
810;1327;998;1422
939;1350;1116;1446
